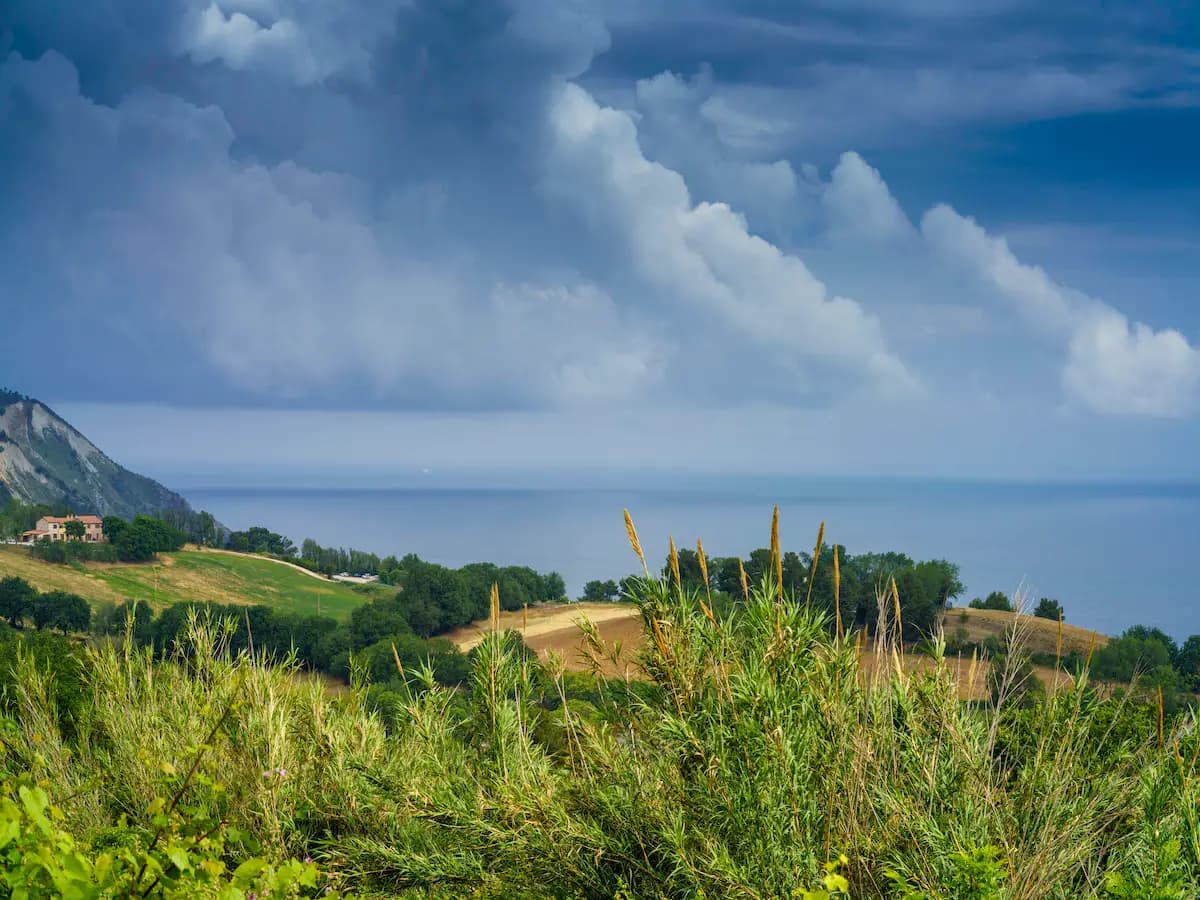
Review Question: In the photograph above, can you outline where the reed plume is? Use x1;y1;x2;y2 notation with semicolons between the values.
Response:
624;508;648;576
738;558;750;600
804;521;825;609
490;582;500;632
890;576;903;642
770;506;782;601
668;536;681;590
833;545;842;640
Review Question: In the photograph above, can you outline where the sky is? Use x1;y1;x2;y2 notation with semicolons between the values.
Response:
2;0;1200;483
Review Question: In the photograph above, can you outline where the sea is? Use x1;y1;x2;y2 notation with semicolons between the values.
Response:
181;476;1200;640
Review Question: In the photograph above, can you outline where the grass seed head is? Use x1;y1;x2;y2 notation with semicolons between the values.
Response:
624;508;648;576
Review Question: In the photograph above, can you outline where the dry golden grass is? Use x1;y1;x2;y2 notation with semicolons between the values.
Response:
945;606;1107;656
445;602;644;677
0;545;130;603
445;600;1106;695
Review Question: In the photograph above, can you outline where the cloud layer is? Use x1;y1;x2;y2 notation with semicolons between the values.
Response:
2;0;1198;440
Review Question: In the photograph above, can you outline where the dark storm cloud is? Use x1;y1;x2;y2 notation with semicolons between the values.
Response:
1;0;1198;424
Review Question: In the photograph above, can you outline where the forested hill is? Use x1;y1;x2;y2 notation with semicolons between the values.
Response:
0;389;190;519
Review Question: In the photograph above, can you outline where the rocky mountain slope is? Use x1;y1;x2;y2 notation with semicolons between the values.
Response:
0;389;190;519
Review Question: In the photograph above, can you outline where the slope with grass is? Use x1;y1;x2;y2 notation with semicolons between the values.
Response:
0;545;383;619
444;602;644;677
445;600;1110;697
5;569;1194;898
947;605;1106;655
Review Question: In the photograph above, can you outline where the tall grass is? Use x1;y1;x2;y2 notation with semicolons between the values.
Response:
3;513;1200;897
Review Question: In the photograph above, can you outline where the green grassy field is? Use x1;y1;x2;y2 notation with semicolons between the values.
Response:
0;545;384;619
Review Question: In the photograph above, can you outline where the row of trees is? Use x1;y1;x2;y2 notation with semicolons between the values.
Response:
227;526;295;557
92;591;472;688
585;544;964;640
966;592;1064;621
1091;625;1200;693
299;539;388;577
0;577;90;634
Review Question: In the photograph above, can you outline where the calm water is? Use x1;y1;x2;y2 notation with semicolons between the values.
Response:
184;478;1200;639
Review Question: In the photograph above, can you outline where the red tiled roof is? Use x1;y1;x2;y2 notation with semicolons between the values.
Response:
41;515;103;525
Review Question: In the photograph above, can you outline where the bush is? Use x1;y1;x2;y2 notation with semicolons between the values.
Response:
3;521;1200;896
969;591;1013;612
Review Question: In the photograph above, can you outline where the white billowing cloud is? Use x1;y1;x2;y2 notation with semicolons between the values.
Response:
180;1;403;84
489;283;665;404
0;51;662;408
1063;312;1200;418
822;151;914;241
632;69;804;231
922;204;1200;416
544;82;915;394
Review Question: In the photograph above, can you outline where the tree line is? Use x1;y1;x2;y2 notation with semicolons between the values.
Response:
0;577;90;634
585;542;964;640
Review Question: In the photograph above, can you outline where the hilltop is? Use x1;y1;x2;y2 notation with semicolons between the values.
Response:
0;389;189;519
0;544;383;619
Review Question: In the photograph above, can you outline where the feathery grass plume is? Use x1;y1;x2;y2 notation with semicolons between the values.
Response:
890;576;903;642
1086;631;1097;668
1157;686;1165;748
624;508;648;576
833;545;842;640
391;642;405;678
522;603;528;634
738;558;750;600
668;536;681;591
490;582;500;632
804;521;825;608
1056;610;1064;668
696;539;710;601
770;505;782;601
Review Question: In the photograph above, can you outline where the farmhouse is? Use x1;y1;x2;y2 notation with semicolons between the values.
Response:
21;514;106;543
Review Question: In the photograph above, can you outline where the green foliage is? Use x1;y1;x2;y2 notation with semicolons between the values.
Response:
227;526;296;557
580;579;618;602
1034;597;1064;620
6;523;1200;897
29;514;187;564
0;774;330;898
32;589;91;634
1094;627;1177;683
0;576;36;628
0;499;64;541
969;591;1014;612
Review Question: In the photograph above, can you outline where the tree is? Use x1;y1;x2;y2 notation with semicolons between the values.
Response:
1093;627;1175;683
1033;598;1063;621
0;576;36;628
32;591;58;630
56;593;90;634
541;572;567;603
102;516;128;543
1176;635;1200;691
64;519;86;541
969;592;1013;612
581;580;618;603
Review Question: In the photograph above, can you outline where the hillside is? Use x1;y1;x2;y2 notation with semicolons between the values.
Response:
0;544;383;619
0;389;189;519
945;605;1107;656
445;602;1109;694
